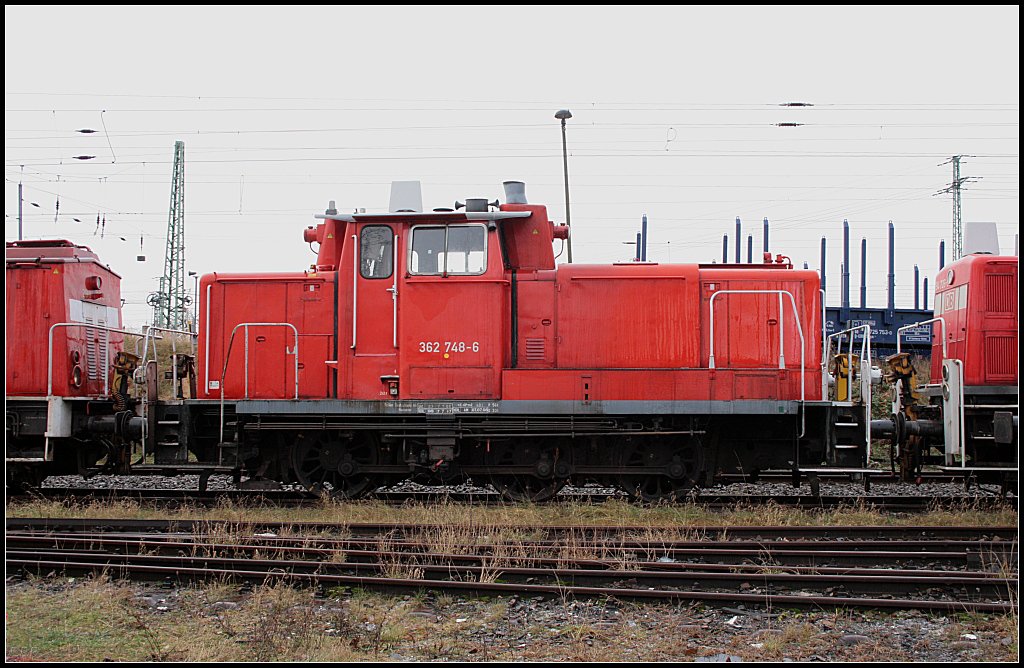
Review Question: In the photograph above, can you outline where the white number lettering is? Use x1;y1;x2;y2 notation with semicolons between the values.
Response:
417;341;480;354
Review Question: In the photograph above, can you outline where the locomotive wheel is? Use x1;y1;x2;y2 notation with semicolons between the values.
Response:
484;441;568;503
618;440;704;503
290;432;380;499
489;475;566;504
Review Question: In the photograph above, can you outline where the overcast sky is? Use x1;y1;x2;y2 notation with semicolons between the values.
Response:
5;5;1019;327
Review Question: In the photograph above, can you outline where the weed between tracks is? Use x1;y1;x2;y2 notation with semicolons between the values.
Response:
7;495;1017;530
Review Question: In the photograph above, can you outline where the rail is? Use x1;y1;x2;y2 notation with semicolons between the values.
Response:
708;289;806;437
219;322;300;444
824;324;873;465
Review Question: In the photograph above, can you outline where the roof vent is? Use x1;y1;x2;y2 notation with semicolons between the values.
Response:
964;222;1000;255
389;181;423;213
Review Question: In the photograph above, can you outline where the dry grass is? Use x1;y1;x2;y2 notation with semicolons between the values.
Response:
5;575;1018;662
8;496;1016;530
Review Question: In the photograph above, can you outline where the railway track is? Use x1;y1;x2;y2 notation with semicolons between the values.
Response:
13;486;1019;511
6;519;1016;613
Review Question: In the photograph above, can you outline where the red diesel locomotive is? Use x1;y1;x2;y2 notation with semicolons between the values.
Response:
875;252;1019;479
6;181;901;498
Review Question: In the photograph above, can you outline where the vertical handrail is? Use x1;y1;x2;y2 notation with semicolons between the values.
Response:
955;359;965;469
823;323;873;467
392;235;399;348
777;292;785;368
204;283;212;391
708;289;806;436
824;324;871;402
861;331;873;466
219;322;300;444
819;288;827;400
136;325;199;460
351;234;358;350
140;325;199;400
897;317;947;363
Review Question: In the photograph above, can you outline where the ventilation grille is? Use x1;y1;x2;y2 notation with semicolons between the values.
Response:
525;338;546;361
82;310;109;382
985;335;1016;381
985;273;1015;313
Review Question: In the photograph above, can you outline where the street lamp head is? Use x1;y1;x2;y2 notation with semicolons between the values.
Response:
554;109;572;120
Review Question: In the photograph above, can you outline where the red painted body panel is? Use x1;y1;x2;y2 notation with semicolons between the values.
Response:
200;215;824;405
6;240;122;398
198;272;336;399
698;267;821;377
501;368;816;402
498;203;556;271
931;254;1018;386
553;263;702;368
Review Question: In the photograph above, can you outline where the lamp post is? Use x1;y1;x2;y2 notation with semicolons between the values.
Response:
555;109;573;263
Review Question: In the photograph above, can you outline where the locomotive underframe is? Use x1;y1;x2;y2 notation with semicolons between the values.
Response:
157;398;839;499
915;384;1019;470
8;396;855;499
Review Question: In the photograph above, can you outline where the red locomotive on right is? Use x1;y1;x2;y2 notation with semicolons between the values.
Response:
878;252;1018;479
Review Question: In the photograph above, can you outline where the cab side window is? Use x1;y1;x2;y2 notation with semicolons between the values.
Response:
360;225;393;279
410;224;486;275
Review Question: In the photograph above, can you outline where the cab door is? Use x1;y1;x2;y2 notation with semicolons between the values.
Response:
348;224;400;398
398;223;505;399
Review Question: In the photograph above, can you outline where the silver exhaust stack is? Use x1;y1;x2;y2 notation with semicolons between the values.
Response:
503;181;528;204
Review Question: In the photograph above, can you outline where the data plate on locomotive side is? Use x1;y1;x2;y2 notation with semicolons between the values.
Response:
385;401;500;415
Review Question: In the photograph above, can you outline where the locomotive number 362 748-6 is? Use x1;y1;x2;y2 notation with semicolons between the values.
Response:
418;341;480;353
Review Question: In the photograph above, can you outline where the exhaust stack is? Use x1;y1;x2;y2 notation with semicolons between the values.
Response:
503;181;528;204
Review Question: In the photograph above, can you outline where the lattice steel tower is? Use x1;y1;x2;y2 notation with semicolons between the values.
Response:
149;141;188;330
936;155;977;261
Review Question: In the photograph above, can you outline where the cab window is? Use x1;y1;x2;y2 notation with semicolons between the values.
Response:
410;224;486;275
360;225;393;279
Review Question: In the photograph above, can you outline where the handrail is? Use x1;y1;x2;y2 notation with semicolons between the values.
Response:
47;322;142;398
219;322;300;445
351;234;358;350
823;323;873;467
140;325;198;397
897;317;947;363
137;325;200;461
204;283;212;391
952;359;965;469
389;234;399;348
824;324;871;398
819;289;827;399
708;289;806;437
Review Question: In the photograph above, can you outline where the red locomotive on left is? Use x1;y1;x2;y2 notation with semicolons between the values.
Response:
5;240;137;485
8;182;886;499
